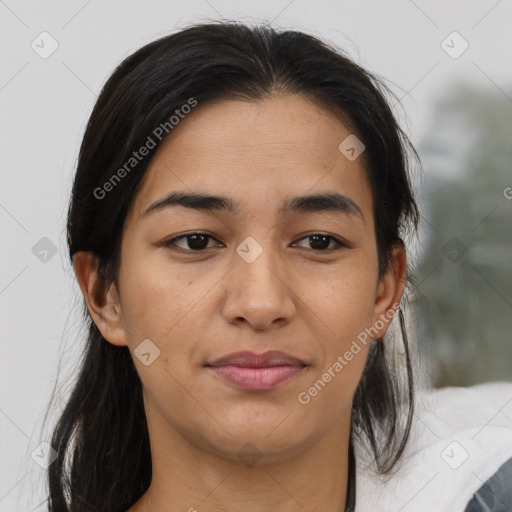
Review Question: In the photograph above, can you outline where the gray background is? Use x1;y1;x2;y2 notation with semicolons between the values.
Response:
1;1;511;510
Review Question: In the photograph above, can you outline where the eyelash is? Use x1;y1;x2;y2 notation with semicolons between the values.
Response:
162;232;349;253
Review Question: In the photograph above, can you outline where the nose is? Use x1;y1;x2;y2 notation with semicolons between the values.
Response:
222;243;296;331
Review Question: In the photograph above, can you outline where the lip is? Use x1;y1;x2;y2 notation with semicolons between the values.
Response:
206;350;306;368
205;350;308;391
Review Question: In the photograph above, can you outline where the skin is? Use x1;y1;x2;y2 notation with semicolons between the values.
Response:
73;94;406;512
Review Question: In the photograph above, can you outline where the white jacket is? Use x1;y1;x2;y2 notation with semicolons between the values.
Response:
353;381;512;511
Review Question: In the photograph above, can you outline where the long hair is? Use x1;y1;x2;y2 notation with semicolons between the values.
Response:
44;21;420;511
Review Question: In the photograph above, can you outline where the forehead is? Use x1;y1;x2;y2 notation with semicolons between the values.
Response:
160;94;353;164
127;94;372;221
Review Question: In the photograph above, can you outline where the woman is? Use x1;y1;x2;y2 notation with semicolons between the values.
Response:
44;21;512;511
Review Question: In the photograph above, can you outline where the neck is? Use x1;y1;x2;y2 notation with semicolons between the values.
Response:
129;401;353;512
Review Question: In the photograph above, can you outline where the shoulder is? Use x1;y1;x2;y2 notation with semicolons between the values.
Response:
463;454;512;511
354;381;512;512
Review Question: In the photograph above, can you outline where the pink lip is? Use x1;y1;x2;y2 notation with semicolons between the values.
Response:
208;364;306;391
206;349;306;368
205;350;308;391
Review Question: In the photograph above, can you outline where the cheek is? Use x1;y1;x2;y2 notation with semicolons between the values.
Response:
316;290;374;380
118;258;215;387
317;261;378;335
307;258;377;387
298;283;373;416
118;249;198;339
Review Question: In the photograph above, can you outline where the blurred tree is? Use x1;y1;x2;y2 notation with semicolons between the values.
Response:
413;84;512;387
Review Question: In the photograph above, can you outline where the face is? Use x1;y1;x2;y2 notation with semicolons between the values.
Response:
87;94;404;464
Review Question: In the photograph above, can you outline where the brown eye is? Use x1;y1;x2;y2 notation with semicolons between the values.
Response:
163;233;221;251
293;234;348;251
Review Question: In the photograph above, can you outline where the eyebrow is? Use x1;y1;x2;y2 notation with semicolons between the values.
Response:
142;190;365;223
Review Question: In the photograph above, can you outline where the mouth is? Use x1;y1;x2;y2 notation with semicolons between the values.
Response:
205;350;308;391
